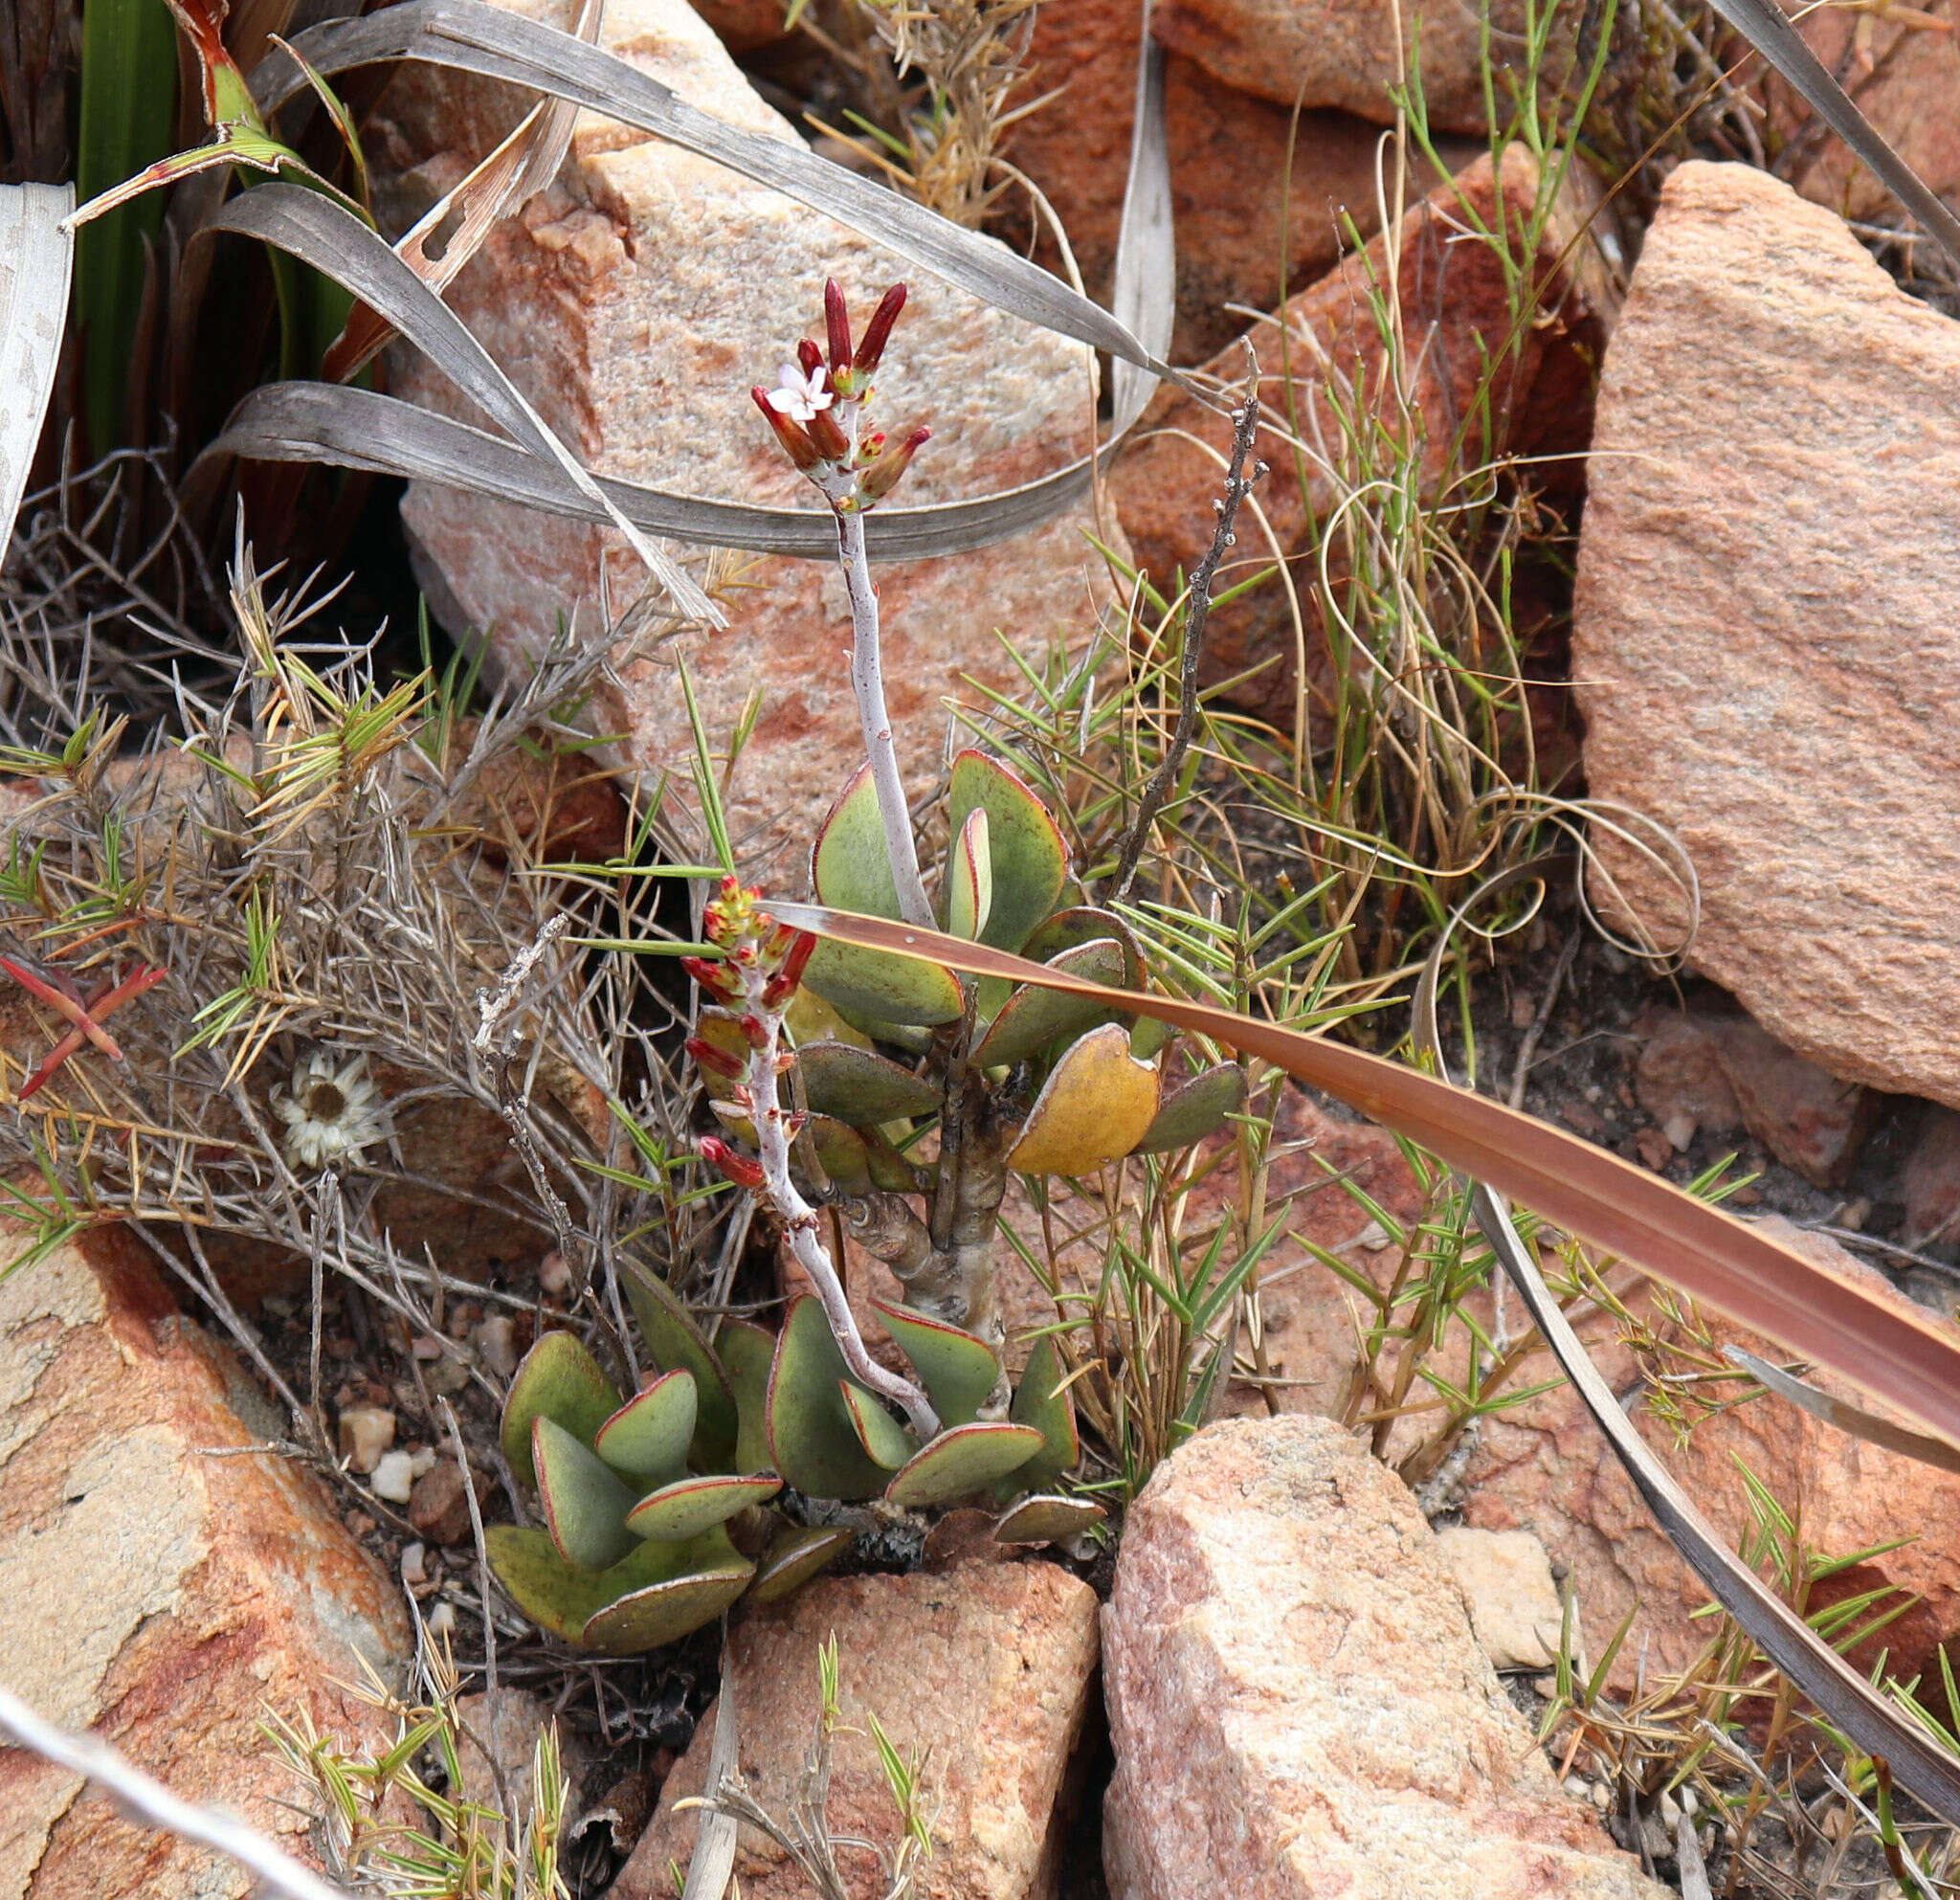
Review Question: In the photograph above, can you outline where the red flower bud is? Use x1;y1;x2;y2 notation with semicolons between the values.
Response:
824;279;853;371
700;1135;765;1191
855;283;906;371
781;929;816;989
685;1035;746;1082
806;403;850;463
752;387;821;471
739;1012;770;1050
859;423;930;503
797;337;825;377
680;954;734;998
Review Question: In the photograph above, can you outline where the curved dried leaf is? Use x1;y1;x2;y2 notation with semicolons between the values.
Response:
1725;1345;1960;1477
1002;1020;1160;1174
255;0;1183;373
993;1494;1107;1545
1;186;75;547
202;184;715;622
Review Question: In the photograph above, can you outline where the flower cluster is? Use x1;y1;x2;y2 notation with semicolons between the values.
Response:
683;876;815;1193
751;279;930;511
273;1047;390;1173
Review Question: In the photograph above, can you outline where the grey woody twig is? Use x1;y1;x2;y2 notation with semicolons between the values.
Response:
0;1685;355;1900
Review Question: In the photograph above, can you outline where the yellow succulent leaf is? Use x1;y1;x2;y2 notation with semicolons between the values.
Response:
1003;1022;1160;1175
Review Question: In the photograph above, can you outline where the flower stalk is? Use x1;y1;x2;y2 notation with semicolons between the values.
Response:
753;280;934;928
691;881;940;1440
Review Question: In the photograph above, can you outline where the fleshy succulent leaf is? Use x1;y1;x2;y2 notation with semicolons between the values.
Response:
792;1039;942;1123
534;1417;640;1571
1019;906;1145;987
621;1263;740;1471
592;1369;697;1482
501;1332;623;1491
1130;1015;1174;1060
971;939;1128;1069
802;937;966;1028
1002;1021;1161;1174
869;1299;1002;1426
947;807;992;942
811;763;905;920
624;1471;782;1542
1006;1333;1080;1494
767;1294;894;1501
838;1379;919;1469
885;1420;1045;1507
717;1318;778;1475
746;1523;855;1605
1132;1062;1247;1152
690;1007;751;1102
947;750;1067;952
578;1528;755;1655
993;1493;1107;1544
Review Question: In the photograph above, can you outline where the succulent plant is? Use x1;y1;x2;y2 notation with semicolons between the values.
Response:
487;1262;1102;1654
700;749;1246;1355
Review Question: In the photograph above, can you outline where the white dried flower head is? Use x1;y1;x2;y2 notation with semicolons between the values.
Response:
273;1048;389;1173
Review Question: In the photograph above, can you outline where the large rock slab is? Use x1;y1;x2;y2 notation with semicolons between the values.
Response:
372;0;1120;861
1102;1415;1666;1899
1005;0;1480;363
1111;145;1615;726
0;1226;410;1899
1571;161;1960;1110
1152;0;1576;134
615;1560;1101;1900
1463;1218;1960;1697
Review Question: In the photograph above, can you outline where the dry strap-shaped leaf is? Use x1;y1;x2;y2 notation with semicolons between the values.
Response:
202;183;719;625
0;1684;357;1900
1109;3;1172;433
0;184;75;547
1725;1344;1960;1477
1404;861;1960;1823
320;0;601;382
677;1631;741;1900
212;379;1113;559
251;0;1186;381
765;902;1960;1455
1708;0;1960;266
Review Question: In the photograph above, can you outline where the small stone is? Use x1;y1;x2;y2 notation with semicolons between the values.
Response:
538;1250;572;1297
338;1403;397;1475
1635;1129;1675;1173
410;1445;438;1478
1434;1526;1567;1672
401;1540;429;1586
427;1599;457;1639
371;1448;417;1504
409;1457;478;1547
412;1334;446;1361
470;1313;519;1380
1904;1106;1960;1250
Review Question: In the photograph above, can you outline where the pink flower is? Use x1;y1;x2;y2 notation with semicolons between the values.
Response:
765;360;833;424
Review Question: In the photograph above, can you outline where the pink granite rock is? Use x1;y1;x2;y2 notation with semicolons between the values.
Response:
1572;161;1960;1110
